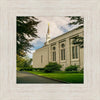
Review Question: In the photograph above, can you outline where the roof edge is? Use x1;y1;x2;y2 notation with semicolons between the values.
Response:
50;25;84;41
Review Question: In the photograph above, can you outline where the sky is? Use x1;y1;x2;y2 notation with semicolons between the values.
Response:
27;17;79;58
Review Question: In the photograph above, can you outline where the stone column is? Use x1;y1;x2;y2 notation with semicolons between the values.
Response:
56;41;60;64
66;38;71;67
49;45;52;62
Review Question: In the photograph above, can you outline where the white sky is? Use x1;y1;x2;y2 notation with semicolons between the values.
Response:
27;17;79;58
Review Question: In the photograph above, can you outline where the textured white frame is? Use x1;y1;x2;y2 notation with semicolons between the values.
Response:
0;0;100;100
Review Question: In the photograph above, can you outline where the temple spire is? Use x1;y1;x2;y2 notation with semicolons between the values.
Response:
46;23;50;45
47;23;50;34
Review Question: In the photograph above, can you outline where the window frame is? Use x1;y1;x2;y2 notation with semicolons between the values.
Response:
60;43;66;61
41;55;43;63
52;46;56;61
72;45;79;60
53;51;56;61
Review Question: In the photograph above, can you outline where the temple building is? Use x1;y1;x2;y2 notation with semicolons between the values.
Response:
33;24;84;70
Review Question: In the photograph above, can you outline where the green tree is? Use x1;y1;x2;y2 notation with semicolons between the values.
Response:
72;35;84;48
68;16;84;48
68;16;84;25
24;56;32;67
17;55;26;67
17;16;40;57
17;55;32;68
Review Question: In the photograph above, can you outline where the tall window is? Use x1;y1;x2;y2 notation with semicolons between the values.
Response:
41;55;43;63
61;43;65;60
52;46;56;61
72;45;78;59
53;51;56;61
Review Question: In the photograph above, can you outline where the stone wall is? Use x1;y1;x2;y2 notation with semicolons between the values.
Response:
33;26;84;71
33;46;49;68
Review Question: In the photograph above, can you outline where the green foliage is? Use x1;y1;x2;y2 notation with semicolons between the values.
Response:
72;35;84;48
44;62;62;73
17;55;32;68
17;67;22;71
33;68;45;71
68;16;84;25
17;16;40;57
64;71;79;73
19;67;33;71
17;55;26;67
65;65;79;72
67;16;84;48
79;68;84;73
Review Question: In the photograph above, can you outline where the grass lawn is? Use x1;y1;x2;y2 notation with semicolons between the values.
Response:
27;71;84;83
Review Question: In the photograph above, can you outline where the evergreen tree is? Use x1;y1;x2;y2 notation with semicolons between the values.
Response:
17;55;32;68
68;16;84;25
17;16;40;56
68;16;84;48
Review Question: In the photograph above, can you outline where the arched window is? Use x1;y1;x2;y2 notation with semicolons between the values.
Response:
61;43;65;60
41;55;43;63
61;43;65;48
52;46;56;61
53;47;56;50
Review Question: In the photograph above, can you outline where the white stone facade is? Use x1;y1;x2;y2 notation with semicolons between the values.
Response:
33;26;84;71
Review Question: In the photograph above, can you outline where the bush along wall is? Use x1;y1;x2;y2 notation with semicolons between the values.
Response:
32;68;45;71
19;67;33;71
44;62;62;73
79;68;84;73
65;65;79;72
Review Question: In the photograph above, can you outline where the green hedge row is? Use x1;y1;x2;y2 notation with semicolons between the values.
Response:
65;65;83;73
17;63;83;73
17;67;45;71
33;68;45;71
65;65;79;71
19;67;33;71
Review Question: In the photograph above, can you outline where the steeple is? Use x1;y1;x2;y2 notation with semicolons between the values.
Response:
47;23;50;34
46;23;50;45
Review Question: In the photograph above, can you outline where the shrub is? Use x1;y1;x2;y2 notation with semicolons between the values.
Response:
33;68;45;71
64;71;79;73
17;55;32;68
79;68;84;73
44;62;62;73
65;65;79;72
19;67;33;71
17;67;22;71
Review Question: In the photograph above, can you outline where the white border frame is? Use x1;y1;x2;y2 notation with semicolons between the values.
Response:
0;0;100;100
